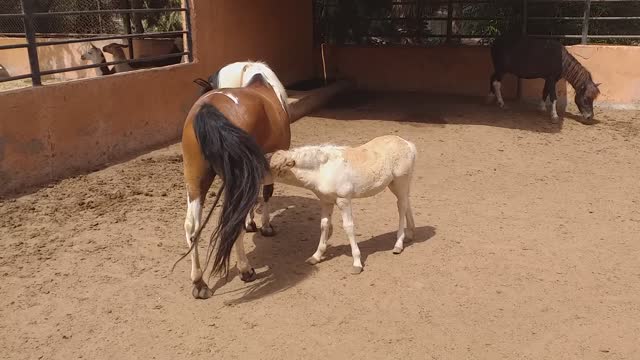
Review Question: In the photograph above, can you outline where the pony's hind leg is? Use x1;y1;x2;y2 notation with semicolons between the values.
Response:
336;198;363;274
184;175;215;299
388;176;412;254
547;78;560;123
306;201;335;265
540;80;551;112
259;171;276;237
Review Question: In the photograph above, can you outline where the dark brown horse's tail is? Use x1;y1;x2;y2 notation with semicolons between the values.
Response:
193;103;268;276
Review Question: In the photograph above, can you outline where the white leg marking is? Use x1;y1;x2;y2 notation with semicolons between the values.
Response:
539;100;547;112
337;198;362;274
551;100;559;122
492;80;504;108
184;197;203;282
307;202;334;265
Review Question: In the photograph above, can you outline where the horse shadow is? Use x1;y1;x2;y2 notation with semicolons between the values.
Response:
312;91;586;134
210;195;436;304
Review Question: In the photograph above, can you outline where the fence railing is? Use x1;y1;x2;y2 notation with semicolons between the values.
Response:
0;0;193;86
314;0;640;47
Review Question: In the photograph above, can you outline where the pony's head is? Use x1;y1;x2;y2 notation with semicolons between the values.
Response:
574;80;600;122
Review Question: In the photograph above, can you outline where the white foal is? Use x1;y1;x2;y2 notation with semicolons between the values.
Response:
267;135;417;274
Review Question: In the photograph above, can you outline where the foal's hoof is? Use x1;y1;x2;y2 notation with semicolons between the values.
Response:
245;221;258;233
240;268;257;283
393;246;403;255
550;115;560;124
306;256;321;265
260;225;276;237
191;279;213;299
351;266;363;275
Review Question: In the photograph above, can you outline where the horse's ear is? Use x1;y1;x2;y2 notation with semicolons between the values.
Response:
595;83;602;88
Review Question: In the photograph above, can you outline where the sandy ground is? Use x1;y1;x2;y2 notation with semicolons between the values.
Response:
1;93;640;360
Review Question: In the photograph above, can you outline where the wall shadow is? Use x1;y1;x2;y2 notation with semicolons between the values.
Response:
311;91;590;134
211;195;436;304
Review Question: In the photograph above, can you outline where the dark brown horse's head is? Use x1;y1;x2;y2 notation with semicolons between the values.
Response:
575;81;600;122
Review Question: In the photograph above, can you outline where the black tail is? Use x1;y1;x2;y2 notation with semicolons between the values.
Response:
193;103;268;276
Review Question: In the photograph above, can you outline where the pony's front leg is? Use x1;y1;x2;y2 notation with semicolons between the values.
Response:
259;172;276;237
245;207;257;232
184;195;213;299
336;198;363;274
306;201;335;265
233;230;257;282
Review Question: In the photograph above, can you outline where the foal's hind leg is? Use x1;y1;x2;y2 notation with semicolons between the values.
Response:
388;175;412;254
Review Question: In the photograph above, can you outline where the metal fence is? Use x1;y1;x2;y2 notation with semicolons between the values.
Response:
314;0;640;47
0;0;192;87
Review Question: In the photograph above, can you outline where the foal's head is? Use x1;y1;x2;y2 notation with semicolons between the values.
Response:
265;151;296;179
575;80;600;122
80;43;105;63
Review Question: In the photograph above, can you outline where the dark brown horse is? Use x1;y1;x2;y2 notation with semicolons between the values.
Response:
181;73;290;299
488;35;600;123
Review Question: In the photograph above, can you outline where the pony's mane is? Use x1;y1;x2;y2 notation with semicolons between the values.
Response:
561;48;598;98
289;144;345;169
240;61;290;114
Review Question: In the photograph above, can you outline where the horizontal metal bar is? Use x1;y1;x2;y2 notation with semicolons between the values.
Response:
530;34;640;38
529;16;640;20
365;17;508;21
31;8;186;17
0;73;33;84
0;13;25;19
0;43;28;50
35;31;187;47
38;51;188;76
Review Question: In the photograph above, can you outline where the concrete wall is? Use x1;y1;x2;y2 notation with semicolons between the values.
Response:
325;44;640;108
0;0;314;195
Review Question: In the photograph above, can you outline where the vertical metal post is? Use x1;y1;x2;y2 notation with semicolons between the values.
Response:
581;0;591;45
446;0;453;44
126;0;135;59
21;0;42;86
119;0;135;59
517;0;528;100
183;0;194;62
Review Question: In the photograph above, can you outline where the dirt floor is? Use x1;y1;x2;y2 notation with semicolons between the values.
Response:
1;93;640;360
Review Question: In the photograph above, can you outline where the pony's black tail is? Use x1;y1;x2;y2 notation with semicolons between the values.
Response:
193;103;268;276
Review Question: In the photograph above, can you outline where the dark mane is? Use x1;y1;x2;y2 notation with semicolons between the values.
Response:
561;48;594;91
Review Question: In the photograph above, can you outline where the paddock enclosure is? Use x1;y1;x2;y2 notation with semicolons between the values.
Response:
2;1;640;359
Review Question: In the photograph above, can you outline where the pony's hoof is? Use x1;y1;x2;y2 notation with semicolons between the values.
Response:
498;101;505;109
245;221;257;233
351;266;363;275
393;246;403;255
260;225;276;237
306;256;321;265
550;115;560;124
191;279;213;299
240;268;257;283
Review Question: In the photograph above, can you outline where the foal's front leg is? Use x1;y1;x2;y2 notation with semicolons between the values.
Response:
306;201;335;265
336;198;363;274
259;171;276;237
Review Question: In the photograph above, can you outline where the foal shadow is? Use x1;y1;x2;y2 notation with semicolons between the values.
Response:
212;195;435;305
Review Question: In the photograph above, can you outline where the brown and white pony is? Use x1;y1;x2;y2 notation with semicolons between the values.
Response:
180;73;290;299
488;35;600;123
